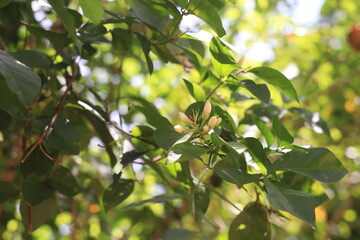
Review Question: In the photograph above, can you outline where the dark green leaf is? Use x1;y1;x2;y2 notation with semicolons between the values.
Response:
183;79;206;101
268;148;348;183
22;174;55;206
21;146;55;177
79;0;104;25
209;37;239;77
215;168;262;187
291;108;331;135
48;165;81;197
47;0;77;40
32;117;81;155
112;28;133;53
0;108;12;130
214;105;236;133
163;229;196;240
0;0;12;8
121;151;146;167
264;177;315;227
272;116;294;147
248;67;299;102
251;115;274;147
194;186;210;222
80;110;118;167
122;194;183;210
27;25;72;49
102;179;135;211
10;50;50;69
191;1;226;37
229;202;270;240
0;181;20;203
130;0;164;31
241;79;270;103
0;49;41;106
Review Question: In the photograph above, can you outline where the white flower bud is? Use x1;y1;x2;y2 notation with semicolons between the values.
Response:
208;116;218;129
202;125;210;133
174;125;187;134
179;112;191;124
216;117;222;126
202;101;212;120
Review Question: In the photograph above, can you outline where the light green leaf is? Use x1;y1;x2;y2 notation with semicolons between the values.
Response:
272;116;294;147
268;148;348;183
229;202;270;240
264;177;315;227
251;115;274;147
0;50;41;107
191;0;226;37
248;67;299;102
183;79;206;101
79;0;104;25
48;0;77;40
210;37;240;77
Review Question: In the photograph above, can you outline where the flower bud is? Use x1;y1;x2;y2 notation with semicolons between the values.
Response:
174;125;187;134
202;101;212;120
208;116;218;129
216;117;222;126
179;112;191;124
202;125;210;133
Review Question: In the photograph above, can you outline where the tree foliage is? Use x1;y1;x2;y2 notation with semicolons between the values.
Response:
0;0;357;239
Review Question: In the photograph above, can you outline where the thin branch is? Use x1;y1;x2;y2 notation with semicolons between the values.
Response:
21;61;79;163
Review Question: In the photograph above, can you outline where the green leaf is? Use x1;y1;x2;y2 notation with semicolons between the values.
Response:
264;177;315;227
167;142;208;163
242;137;271;170
183;79;206;101
112;28;133;53
27;25;72;49
291;108;331;135
0;107;12;130
122;194;183;210
10;50;50;69
163;229;196;240
48;0;77;40
214;105;236;133
79;0;104;25
0;0;12;8
80;110;118;167
32;117;81;155
272;116;294;147
248;67;299;102
0;49;41;106
22;174;55;206
268;148;348;183
0;181;20;203
209;37;239;77
48;166;81;197
191;1;226;37
136;33;153;74
194;186;210;222
102;179;135;211
229;202;270;240
130;0;164;31
21;146;55;177
251;115;274;147
154;125;192;150
20;196;57;233
241;79;270;103
121;151;146;167
215;168;262;187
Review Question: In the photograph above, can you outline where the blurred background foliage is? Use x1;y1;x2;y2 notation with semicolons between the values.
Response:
0;0;359;239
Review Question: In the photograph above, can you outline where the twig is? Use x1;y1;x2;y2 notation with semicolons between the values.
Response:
21;61;79;163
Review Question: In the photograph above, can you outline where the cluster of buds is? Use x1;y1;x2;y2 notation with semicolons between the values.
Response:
174;101;222;135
